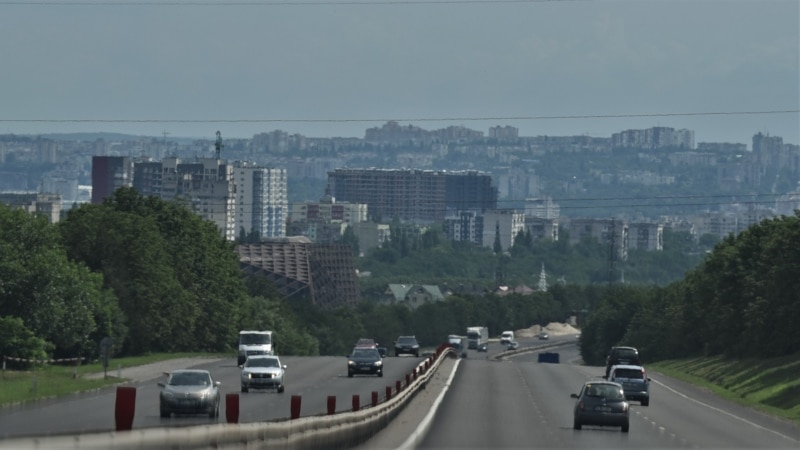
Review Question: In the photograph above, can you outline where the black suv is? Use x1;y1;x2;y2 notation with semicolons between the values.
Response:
394;335;420;357
605;346;641;378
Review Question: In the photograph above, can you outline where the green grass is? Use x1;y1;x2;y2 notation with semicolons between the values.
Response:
0;352;225;407
650;353;800;425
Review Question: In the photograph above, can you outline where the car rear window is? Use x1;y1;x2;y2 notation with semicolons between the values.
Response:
613;368;644;379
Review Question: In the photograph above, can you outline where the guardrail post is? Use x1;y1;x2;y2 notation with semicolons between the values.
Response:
352;394;360;412
405;373;411;386
114;386;136;431
327;395;336;415
396;380;402;392
371;391;379;407
225;393;239;423
385;386;392;401
291;395;302;419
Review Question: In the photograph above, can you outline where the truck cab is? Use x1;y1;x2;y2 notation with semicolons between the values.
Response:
238;330;273;366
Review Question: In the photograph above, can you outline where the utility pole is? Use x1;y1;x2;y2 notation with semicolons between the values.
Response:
608;217;616;287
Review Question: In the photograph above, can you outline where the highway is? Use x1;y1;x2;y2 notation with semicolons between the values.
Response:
411;335;800;449
0;353;423;439
2;335;799;449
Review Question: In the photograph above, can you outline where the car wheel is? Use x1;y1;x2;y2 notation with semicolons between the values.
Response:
278;384;285;393
414;351;419;357
621;423;630;433
160;408;171;419
348;371;354;378
241;385;249;393
641;398;649;406
378;371;383;378
395;352;399;357
573;419;581;430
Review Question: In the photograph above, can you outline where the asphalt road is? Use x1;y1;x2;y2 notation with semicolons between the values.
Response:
0;353;424;439
415;336;800;449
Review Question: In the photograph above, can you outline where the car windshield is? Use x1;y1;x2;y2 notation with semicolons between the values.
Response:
240;333;270;345
169;372;211;386
397;337;416;344
246;358;280;368
614;368;644;379
352;348;379;358
584;384;624;400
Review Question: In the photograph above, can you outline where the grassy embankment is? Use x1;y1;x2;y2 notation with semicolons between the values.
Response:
0;353;221;407
650;353;800;425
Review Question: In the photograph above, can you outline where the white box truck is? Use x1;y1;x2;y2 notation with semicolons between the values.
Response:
237;330;274;366
466;326;489;349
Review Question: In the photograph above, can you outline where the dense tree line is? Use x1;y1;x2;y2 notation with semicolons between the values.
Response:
2;189;796;367
579;212;800;365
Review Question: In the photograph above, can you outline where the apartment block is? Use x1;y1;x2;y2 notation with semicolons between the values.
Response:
567;218;628;260
627;222;663;251
327;168;497;224
233;163;288;239
482;209;526;252
0;192;62;223
91;156;134;204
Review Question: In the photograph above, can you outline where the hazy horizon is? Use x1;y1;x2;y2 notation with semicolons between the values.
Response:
3;0;798;145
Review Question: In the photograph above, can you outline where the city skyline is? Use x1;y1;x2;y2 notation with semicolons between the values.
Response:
1;0;798;145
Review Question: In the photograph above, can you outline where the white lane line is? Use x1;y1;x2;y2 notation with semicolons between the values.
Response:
652;378;798;444
397;358;461;450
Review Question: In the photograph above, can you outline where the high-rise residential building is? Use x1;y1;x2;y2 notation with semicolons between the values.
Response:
233;162;288;240
91;156;134;204
327;168;497;224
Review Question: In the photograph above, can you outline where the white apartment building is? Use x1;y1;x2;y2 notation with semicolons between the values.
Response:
158;157;237;241
233;163;288;240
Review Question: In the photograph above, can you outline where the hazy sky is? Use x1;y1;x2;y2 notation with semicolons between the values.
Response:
2;0;798;146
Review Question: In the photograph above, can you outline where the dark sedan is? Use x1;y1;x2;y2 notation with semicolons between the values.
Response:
571;381;630;432
347;347;384;377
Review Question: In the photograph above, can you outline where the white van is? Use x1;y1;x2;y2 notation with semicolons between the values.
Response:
237;330;273;366
500;330;514;344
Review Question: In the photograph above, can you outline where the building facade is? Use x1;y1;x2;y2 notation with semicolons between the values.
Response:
233;163;288;240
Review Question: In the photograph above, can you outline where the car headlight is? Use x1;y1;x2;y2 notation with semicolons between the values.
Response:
162;391;175;399
348;360;355;366
374;360;382;367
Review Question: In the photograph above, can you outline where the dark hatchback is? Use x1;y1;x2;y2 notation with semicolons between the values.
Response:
347;347;384;377
605;346;641;378
571;381;630;432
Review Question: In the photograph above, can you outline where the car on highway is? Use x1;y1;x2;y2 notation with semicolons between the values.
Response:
506;340;520;350
500;330;514;344
394;335;420;357
240;354;286;393
605;346;641;378
355;338;387;357
571;381;629;433
347;346;384;377
158;369;221;419
538;332;549;340
609;364;650;406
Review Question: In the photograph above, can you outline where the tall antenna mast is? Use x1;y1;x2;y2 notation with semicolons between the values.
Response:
214;130;224;160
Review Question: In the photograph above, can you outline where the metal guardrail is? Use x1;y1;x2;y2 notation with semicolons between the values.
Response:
0;345;456;450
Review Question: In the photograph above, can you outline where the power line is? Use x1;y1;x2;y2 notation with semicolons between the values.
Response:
1;110;797;125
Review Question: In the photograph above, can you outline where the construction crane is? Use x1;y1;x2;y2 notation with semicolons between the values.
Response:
214;130;224;160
